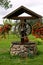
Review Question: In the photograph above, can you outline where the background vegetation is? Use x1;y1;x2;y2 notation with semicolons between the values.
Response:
0;0;12;9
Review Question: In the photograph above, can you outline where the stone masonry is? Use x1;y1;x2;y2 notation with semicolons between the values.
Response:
10;42;37;57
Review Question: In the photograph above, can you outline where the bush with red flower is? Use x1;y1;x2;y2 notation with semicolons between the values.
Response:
32;22;43;39
0;23;12;38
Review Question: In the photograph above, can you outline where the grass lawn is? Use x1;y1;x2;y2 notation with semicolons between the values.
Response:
0;34;43;65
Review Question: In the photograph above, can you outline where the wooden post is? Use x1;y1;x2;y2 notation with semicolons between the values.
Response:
20;19;29;44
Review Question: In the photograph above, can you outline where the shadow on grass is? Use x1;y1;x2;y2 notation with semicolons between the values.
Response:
37;50;43;56
0;51;21;60
0;50;43;60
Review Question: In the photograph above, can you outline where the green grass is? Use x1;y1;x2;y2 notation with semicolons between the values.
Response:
0;34;43;65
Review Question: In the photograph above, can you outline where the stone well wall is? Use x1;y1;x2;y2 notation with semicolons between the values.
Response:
10;42;37;57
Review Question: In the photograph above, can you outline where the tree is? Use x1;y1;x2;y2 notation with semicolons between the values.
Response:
3;19;12;25
0;0;12;9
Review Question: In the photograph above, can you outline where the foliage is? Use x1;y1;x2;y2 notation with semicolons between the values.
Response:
29;34;43;45
35;38;43;45
0;0;12;9
26;19;40;26
3;19;13;25
32;22;43;39
0;23;12;39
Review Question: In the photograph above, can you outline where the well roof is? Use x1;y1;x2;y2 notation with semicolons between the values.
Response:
3;6;42;20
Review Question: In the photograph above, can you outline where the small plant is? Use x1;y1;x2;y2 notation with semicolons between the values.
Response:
35;38;42;45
